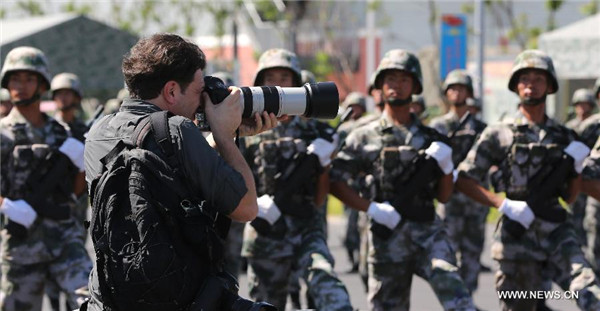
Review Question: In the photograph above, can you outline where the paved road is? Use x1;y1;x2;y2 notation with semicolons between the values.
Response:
44;216;580;311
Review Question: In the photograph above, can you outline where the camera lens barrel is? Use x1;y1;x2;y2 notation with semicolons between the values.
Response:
239;82;339;119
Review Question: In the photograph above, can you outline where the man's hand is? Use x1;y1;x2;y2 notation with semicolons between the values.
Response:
425;141;454;175
564;141;590;174
238;111;287;137
367;201;401;230
308;135;339;167
0;198;37;228
204;87;242;139
256;194;282;225
59;137;85;172
499;198;535;229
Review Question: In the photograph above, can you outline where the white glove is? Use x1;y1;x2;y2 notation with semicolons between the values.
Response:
256;194;282;225
564;141;590;174
367;201;401;230
308;136;338;167
59;137;85;172
425;141;454;175
0;198;37;228
499;198;535;229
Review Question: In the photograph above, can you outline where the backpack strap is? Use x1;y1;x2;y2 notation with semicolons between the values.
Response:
149;110;178;168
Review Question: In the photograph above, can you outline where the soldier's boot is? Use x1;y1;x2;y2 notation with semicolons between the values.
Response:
306;291;316;309
536;299;554;311
289;290;301;309
480;263;492;273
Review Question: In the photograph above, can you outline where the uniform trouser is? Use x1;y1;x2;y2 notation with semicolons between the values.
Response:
585;197;600;273
247;231;352;311
494;217;600;311
570;193;589;250
367;220;475;311
344;206;360;260
358;212;369;291
0;240;92;311
438;196;488;293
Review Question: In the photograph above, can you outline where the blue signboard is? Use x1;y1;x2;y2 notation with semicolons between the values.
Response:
440;14;467;80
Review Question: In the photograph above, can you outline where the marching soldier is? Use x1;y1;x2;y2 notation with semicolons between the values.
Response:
429;69;488;295
455;50;600;311
331;49;475;311
0;46;91;311
241;48;353;311
566;88;597;133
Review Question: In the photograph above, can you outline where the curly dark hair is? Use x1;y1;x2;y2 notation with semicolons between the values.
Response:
122;33;206;100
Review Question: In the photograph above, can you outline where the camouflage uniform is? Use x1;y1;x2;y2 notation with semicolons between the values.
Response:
241;117;352;311
566;88;597;133
0;47;92;311
580;114;600;272
430;109;488;293
332;112;474;311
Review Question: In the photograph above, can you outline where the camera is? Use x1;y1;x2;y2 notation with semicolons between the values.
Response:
197;76;339;131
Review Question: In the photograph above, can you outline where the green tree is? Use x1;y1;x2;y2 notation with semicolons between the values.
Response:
580;0;599;16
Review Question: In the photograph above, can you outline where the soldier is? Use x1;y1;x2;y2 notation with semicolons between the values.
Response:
455;50;600;311
336;92;368;273
466;97;483;119
409;94;427;120
566;88;597;132
104;88;129;115
0;88;12;118
45;72;90;311
583;136;600;201
580;79;600;273
0;46;92;311
429;69;488;295
331;49;475;311
241;48;353;311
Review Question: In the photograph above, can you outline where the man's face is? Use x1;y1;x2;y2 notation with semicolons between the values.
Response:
516;69;550;100
410;102;424;115
446;84;469;105
382;70;414;102
53;89;80;110
0;101;12;117
173;69;204;120
574;102;594;117
262;68;295;87
7;71;43;102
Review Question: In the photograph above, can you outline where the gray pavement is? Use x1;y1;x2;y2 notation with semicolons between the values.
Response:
44;215;581;311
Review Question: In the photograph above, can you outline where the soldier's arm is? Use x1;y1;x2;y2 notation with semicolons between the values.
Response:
565;176;582;204
330;181;370;212
436;173;453;203
314;168;329;207
73;172;86;197
583;179;600;201
455;175;504;208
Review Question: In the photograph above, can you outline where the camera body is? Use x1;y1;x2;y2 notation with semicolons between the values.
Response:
197;76;339;131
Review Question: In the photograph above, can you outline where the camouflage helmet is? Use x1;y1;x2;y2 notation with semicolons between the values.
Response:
571;88;596;106
51;72;82;98
373;49;423;94
0;88;10;101
466;97;482;109
508;49;558;94
211;71;234;87
1;46;51;89
594;77;600;99
443;69;473;95
301;70;316;84
342;92;367;110
410;94;425;109
253;48;302;87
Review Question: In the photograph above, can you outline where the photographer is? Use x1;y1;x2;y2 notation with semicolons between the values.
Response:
240;48;353;311
84;33;278;310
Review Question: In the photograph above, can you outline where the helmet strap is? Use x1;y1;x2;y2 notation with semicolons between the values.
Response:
13;92;41;107
386;96;412;107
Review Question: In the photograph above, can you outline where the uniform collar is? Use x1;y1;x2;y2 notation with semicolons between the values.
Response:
2;107;49;127
379;111;421;132
511;110;559;128
120;99;163;114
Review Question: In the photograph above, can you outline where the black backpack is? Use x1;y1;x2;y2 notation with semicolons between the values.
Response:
89;111;230;311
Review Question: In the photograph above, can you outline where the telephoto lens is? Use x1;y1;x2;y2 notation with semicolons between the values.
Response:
199;76;339;130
